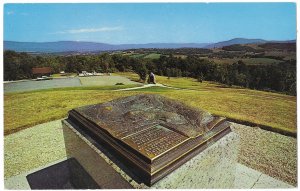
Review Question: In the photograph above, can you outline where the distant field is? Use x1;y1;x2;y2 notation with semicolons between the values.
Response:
130;53;145;58
200;57;283;65
120;53;162;59
264;51;296;61
143;53;161;59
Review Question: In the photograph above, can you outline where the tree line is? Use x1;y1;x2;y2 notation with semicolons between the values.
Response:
127;48;213;55
4;50;296;95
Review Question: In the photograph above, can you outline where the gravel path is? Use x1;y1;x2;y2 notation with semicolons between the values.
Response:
4;120;66;179
231;123;297;186
4;120;297;187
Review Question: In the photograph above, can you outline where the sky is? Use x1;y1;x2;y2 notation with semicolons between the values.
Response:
4;3;296;44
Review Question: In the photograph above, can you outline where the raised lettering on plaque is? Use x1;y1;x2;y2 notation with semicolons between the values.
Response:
67;94;231;186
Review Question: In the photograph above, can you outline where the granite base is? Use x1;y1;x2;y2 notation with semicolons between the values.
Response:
62;119;239;189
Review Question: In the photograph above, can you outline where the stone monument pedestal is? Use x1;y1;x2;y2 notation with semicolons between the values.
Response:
62;119;240;189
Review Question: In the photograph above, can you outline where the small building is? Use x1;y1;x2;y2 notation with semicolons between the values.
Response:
32;67;52;78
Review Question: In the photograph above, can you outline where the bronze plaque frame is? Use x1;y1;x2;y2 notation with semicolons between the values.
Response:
67;95;231;186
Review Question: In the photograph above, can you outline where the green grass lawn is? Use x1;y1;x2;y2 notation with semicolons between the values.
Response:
124;53;161;59
4;90;136;135
79;76;140;86
144;53;161;59
130;53;145;58
4;72;296;136
115;72;297;134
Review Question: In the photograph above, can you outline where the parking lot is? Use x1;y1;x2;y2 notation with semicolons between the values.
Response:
4;78;82;93
4;76;140;93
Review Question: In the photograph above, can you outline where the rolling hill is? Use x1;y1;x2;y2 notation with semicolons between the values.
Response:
4;41;211;53
4;38;295;53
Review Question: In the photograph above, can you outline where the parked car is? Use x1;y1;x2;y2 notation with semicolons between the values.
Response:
36;76;53;81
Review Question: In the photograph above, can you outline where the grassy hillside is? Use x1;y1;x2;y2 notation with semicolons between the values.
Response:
4;72;296;136
199;57;283;65
118;52;162;59
117;42;295;65
116;72;296;135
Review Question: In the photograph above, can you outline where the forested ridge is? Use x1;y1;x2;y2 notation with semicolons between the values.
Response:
4;50;296;95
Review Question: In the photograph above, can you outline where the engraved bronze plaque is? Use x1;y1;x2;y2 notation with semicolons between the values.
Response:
67;94;231;186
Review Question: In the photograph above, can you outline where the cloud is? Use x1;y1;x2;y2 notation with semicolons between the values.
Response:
7;11;14;15
52;26;123;34
6;11;28;16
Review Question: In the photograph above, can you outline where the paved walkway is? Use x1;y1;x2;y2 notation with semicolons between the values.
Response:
5;160;293;189
114;83;181;91
234;163;293;188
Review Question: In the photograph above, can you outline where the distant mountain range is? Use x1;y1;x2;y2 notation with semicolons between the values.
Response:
4;38;295;53
205;38;295;48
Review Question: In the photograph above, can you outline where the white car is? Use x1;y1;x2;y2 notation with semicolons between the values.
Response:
36;76;52;81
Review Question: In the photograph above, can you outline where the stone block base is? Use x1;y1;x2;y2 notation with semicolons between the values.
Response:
62;119;239;189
